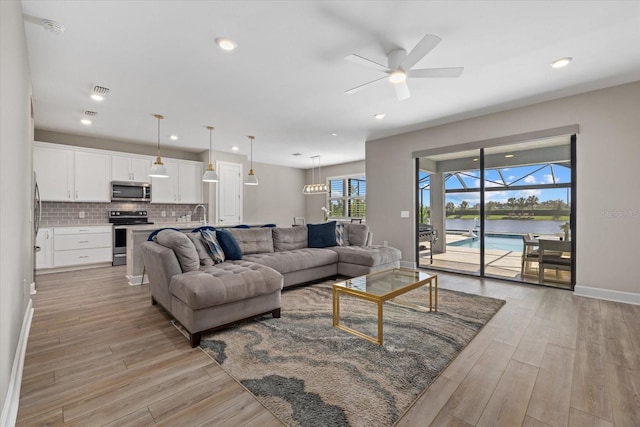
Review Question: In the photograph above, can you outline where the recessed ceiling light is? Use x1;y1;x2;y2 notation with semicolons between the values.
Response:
80;119;92;125
504;154;514;158
374;113;385;120
292;153;302;156
331;133;337;136
90;94;104;101
551;57;572;68
216;38;237;51
472;158;479;162
232;146;239;151
41;19;65;35
170;135;178;140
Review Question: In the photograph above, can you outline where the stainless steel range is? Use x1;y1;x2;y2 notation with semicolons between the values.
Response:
109;210;153;266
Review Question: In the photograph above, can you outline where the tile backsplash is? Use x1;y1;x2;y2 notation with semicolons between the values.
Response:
40;201;204;226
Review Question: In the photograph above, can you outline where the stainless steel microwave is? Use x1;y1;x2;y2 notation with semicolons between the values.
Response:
111;181;151;202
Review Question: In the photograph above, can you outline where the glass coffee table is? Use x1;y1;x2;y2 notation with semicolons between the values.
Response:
332;268;438;345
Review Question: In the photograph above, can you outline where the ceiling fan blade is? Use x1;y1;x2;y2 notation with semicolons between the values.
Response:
409;67;464;78
345;54;390;73
401;34;441;71
394;81;410;101
345;76;388;94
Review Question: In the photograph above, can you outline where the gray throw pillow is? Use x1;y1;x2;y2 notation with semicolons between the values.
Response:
187;233;214;267
155;229;200;272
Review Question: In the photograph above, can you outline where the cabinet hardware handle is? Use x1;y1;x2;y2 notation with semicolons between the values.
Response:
79;240;89;243
79;256;89;258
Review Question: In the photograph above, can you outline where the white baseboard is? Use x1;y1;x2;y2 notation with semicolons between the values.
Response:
400;260;416;269
0;299;33;427
574;285;640;306
126;274;148;287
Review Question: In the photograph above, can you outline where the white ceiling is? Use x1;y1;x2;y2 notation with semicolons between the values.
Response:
21;1;640;168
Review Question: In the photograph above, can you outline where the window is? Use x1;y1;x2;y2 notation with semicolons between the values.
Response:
328;175;366;219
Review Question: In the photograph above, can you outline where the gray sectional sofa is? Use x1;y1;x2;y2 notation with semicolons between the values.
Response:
140;222;401;347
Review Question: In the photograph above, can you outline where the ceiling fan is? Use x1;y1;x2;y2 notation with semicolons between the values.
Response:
344;34;464;101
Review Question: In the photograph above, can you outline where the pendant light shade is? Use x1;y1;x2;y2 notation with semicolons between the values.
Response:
302;155;327;194
244;135;258;186
149;114;168;178
202;126;219;182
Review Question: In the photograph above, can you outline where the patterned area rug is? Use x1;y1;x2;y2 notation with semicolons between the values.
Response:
196;281;505;427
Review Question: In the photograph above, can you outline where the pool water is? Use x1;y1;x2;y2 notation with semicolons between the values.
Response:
448;235;524;252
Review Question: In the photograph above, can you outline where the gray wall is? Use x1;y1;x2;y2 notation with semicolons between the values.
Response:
367;81;640;299
303;160;365;224
0;0;34;420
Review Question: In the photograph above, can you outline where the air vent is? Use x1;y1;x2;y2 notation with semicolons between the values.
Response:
92;85;110;95
83;110;98;117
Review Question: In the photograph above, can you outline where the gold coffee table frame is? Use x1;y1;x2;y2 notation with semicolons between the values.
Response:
332;268;438;345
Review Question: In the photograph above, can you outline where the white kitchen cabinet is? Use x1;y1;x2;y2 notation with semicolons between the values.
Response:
151;161;179;203
35;228;53;269
178;162;203;204
33;145;74;201
111;155;150;182
53;226;112;267
34;144;110;202
74;151;111;202
151;160;202;204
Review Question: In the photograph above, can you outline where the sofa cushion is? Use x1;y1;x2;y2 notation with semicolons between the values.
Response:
186;233;214;267
155;229;200;272
216;229;243;260
228;228;274;254
200;229;225;264
170;262;283;309
242;248;338;274
308;221;337;248
330;245;402;267
273;226;308;251
346;223;368;247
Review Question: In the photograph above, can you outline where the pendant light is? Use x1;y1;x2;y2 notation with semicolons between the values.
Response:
202;126;219;182
149;114;168;178
244;135;258;185
302;155;328;194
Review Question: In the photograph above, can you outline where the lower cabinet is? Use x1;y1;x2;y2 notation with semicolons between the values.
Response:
35;228;53;269
53;226;112;268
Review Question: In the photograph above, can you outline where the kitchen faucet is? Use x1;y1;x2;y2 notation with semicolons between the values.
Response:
193;204;207;225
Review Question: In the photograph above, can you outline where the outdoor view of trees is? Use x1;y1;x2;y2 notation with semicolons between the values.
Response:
445;196;570;220
328;176;366;219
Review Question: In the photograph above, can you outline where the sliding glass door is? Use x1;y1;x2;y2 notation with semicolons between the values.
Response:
417;136;575;289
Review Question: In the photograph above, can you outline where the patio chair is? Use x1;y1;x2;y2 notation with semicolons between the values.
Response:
538;239;571;284
520;233;539;277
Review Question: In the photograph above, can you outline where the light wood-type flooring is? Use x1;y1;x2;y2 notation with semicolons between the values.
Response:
18;266;640;426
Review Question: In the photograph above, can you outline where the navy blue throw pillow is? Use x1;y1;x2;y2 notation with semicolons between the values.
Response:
308;221;337;248
216;229;243;260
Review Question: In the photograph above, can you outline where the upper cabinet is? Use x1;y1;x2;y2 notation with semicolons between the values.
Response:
35;142;202;204
111;155;150;182
34;144;110;202
151;160;202;204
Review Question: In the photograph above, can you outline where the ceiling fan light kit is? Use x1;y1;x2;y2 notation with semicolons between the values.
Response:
345;33;464;101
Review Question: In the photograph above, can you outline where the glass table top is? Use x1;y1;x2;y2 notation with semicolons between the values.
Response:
334;268;435;297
